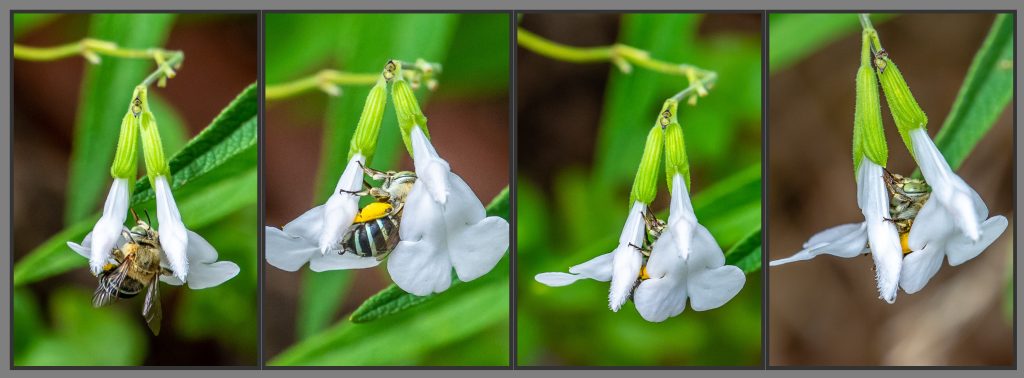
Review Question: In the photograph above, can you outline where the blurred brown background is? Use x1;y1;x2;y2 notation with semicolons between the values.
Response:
14;13;257;365
263;63;509;359
768;13;1013;366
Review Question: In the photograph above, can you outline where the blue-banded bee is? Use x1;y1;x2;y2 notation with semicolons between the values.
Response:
94;209;172;336
628;207;667;297
338;163;417;260
882;169;931;254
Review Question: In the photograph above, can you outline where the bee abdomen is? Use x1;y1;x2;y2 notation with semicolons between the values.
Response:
341;215;400;257
97;272;145;299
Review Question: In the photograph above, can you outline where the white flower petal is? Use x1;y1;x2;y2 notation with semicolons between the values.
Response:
535;251;615;287
265;226;319;272
857;160;902;303
319;154;365;254
897;242;945;294
535;272;588;287
907;198;952;251
633;270;687;322
68;232;94;259
444;174;508;281
388;239;452;296
687;224;726;269
281;204;326;242
946;215;1007;266
88;178;130;274
687;265;745;311
388;182;451;296
180;231;238;289
567;251;614;281
770;223;868;266
608;201;647;311
910;128;986;241
411;125;451;204
155;176;189;281
310;252;381;272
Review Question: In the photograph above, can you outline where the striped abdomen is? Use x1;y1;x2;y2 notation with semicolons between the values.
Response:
97;270;146;299
340;215;401;258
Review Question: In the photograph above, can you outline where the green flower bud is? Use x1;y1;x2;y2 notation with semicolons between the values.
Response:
876;51;927;154
109;110;139;179
853;31;888;172
661;100;690;193
348;77;388;162
392;69;429;155
629;125;664;205
136;87;170;179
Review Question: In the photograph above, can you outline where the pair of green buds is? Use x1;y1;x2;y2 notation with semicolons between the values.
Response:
110;86;170;184
853;26;928;173
630;99;691;205
348;60;435;164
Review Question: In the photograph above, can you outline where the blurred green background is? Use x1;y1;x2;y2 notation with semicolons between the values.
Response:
13;13;258;365
263;13;510;366
768;13;1013;366
516;13;762;366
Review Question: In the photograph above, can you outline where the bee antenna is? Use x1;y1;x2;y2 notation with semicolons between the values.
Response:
129;208;141;222
143;210;152;226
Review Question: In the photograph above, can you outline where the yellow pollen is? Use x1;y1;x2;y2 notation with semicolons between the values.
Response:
354;202;392;223
639;266;650;280
900;232;912;255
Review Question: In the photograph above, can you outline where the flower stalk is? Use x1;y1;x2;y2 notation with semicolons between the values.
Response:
265;59;442;101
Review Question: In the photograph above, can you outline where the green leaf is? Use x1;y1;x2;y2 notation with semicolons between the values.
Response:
316;14;459;202
149;93;189;154
13;84;258;287
594;14;699;186
65;13;175;225
769;13;895;73
440;13;511;97
724;227;762;274
932;14;1013;171
270;281;507;366
348;187;509;323
131;83;258;203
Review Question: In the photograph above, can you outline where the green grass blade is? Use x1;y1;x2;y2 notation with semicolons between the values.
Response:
769;13;894;73
315;13;460;202
296;270;353;340
724;227;762;274
348;187;508;323
65;13;175;225
932;14;1013;170
593;14;699;186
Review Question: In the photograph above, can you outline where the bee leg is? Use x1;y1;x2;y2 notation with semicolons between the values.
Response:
358;161;390;181
368;187;392;202
339;181;373;196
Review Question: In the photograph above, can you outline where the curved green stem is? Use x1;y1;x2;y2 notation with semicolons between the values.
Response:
14;38;183;88
265;70;380;101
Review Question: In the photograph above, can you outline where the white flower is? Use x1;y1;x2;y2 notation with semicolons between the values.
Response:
535;201;646;312
899;129;1008;293
86;177;130;275
770;159;902;303
154;176;189;281
386;126;509;296
264;154;382;272
67;229;239;290
633;174;745;322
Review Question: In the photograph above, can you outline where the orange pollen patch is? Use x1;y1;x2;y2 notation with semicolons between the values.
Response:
102;263;117;272
639;266;650;280
354;202;392;223
900;232;912;254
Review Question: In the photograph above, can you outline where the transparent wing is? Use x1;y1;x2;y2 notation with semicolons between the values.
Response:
92;263;129;308
142;280;162;336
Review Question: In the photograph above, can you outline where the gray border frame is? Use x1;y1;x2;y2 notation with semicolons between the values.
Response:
1;0;1022;377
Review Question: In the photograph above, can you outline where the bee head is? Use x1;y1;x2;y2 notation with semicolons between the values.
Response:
901;178;931;194
383;171;417;201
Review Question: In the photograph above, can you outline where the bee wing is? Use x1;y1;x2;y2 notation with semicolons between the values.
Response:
92;264;129;308
142;280;163;336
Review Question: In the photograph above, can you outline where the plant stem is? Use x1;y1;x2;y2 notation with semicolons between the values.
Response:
14;38;184;88
265;70;380;101
859;13;875;30
518;27;714;79
518;27;717;105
